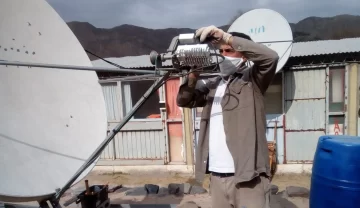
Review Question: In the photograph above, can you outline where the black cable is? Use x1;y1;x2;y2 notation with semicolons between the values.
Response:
85;49;126;69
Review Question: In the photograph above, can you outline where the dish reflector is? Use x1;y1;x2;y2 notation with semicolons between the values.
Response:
228;9;293;73
0;0;107;202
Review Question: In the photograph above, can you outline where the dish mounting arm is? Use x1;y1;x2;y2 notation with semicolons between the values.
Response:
54;71;171;201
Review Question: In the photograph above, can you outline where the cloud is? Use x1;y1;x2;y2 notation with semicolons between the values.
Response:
47;0;360;29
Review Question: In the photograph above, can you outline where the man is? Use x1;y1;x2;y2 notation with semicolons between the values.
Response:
176;25;279;208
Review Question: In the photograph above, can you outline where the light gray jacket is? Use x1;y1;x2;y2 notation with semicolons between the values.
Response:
176;36;279;185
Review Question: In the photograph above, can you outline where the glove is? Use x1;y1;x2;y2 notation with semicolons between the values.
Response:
195;25;232;44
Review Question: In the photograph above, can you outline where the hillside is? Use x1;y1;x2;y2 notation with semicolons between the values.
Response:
67;14;360;60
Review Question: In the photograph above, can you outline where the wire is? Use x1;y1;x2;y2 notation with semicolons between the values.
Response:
85;49;127;69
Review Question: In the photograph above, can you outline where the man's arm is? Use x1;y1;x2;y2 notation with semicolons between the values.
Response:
176;73;209;108
229;36;279;93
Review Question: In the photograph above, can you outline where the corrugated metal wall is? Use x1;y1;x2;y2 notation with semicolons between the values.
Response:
98;82;166;164
113;128;165;160
284;69;326;163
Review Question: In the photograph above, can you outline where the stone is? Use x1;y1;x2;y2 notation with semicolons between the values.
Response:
189;185;207;194
286;186;310;197
168;183;182;195
270;184;279;195
114;187;131;193
108;184;122;193
277;190;288;198
145;184;159;194
125;187;148;196
183;183;192;194
157;187;169;197
177;201;201;208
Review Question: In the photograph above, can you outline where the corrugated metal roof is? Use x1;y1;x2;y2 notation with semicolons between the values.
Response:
91;55;172;69
290;38;360;57
92;38;360;68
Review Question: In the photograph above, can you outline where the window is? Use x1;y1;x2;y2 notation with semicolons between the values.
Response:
121;80;161;119
101;82;120;121
328;67;346;135
329;67;345;112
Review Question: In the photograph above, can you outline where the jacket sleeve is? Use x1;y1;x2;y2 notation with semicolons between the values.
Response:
231;36;279;94
176;76;209;108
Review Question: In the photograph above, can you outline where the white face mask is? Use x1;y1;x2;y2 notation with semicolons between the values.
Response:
218;56;244;77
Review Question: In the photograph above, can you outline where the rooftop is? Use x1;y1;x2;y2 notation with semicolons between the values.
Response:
92;38;360;68
290;38;360;57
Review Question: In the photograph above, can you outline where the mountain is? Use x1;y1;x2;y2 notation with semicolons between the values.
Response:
292;15;360;41
67;14;360;60
67;22;194;60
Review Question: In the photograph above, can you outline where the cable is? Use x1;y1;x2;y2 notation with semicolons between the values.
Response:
85;49;127;69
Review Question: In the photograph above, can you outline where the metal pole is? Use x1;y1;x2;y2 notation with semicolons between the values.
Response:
55;71;171;200
98;74;161;83
0;60;162;75
257;40;293;44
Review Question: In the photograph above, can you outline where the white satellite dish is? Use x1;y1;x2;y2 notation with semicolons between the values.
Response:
0;0;107;203
228;8;293;73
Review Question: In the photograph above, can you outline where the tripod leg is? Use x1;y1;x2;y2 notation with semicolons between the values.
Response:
55;72;171;200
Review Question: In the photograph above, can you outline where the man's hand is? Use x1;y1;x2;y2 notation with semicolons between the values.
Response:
195;25;232;45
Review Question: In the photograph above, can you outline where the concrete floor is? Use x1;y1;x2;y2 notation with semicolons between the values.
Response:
1;172;310;208
61;172;310;208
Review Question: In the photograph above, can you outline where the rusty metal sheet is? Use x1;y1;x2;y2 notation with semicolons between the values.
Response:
284;69;327;163
285;99;326;130
284;69;326;100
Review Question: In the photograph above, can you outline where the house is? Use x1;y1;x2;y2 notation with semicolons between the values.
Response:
92;38;360;173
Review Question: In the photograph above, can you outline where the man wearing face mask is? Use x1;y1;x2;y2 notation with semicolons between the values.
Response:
176;25;279;208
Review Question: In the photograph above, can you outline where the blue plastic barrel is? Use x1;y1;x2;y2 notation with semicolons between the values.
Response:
310;135;360;208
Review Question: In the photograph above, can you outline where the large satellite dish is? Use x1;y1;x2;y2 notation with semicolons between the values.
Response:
0;0;107;203
228;8;293;73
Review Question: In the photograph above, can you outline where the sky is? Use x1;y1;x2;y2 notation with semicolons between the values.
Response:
47;0;360;29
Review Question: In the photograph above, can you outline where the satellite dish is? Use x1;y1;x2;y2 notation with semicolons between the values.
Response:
228;8;293;73
0;0;107;203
